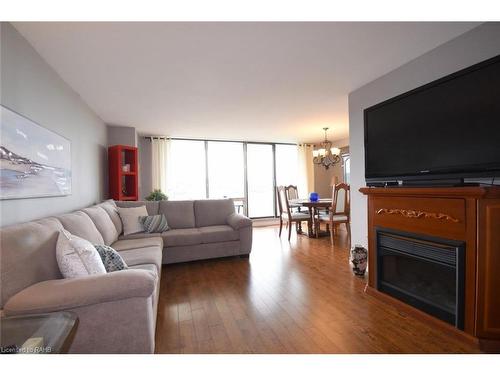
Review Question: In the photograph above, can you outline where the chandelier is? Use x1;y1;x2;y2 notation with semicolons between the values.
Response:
312;127;341;170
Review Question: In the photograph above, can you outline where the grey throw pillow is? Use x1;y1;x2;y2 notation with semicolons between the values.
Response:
94;244;128;272
139;214;169;233
117;206;148;236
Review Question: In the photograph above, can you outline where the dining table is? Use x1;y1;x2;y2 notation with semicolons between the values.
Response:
289;198;332;238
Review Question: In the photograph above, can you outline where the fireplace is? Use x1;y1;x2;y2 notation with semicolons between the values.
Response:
376;229;465;329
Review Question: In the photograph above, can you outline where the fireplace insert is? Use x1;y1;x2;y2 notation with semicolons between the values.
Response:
376;229;465;329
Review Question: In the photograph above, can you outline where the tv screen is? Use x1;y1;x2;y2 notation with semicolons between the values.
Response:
364;55;500;183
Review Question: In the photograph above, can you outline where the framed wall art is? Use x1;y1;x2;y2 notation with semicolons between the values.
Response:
1;105;71;199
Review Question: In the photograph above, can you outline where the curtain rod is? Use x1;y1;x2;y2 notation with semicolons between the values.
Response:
144;136;171;140
143;135;297;146
144;137;341;148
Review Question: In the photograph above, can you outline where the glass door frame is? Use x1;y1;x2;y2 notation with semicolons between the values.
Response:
342;152;350;184
146;136;296;219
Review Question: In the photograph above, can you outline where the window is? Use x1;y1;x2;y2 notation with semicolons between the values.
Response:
207;141;244;199
246;144;275;217
275;144;299;187
167;140;206;200
163;138;300;218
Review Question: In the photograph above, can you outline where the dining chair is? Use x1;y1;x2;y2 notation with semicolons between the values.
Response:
285;185;299;200
315;183;351;245
284;185;303;213
277;186;311;241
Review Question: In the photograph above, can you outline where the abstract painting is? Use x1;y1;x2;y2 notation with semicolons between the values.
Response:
1;105;71;199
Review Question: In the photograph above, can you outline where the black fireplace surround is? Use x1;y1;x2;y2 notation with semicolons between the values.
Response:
376;228;465;329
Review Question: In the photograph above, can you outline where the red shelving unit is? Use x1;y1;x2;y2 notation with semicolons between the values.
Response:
108;145;138;201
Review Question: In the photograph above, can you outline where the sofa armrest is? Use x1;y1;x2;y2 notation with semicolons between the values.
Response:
4;269;156;316
226;213;252;230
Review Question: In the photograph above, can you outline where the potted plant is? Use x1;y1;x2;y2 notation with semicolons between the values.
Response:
145;189;168;201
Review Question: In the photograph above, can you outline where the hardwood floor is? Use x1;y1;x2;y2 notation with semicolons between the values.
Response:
155;225;480;353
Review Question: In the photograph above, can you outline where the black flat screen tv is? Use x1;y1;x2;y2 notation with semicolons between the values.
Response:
364;54;500;185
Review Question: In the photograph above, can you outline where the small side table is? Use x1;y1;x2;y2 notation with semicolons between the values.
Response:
1;312;78;354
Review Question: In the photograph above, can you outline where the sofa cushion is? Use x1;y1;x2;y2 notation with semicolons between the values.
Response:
112;237;163;252
118;247;162;272
83;206;119;245
198;225;239;244
56;230;106;279
115;201;159;216
111;238;163;251
99;200;123;235
118;232;160;241
159;200;195;229
58;211;105;245
0;218;63;308
194;199;235;227
161;228;202;247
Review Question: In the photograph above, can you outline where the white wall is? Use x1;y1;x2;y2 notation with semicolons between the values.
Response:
138;136;152;199
107;125;137;147
348;22;500;248
1;23;108;226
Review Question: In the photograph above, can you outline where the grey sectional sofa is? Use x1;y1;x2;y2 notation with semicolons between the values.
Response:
0;198;252;353
115;199;253;264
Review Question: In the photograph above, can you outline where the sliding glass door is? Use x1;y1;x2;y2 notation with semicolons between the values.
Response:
275;144;299;187
164;138;299;218
167;140;206;200
207;141;244;199
246;143;275;218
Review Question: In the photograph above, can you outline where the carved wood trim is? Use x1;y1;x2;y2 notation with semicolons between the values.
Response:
375;208;460;223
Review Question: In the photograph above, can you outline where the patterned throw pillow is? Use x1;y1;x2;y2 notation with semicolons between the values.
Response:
94;244;128;272
56;229;106;278
139;214;169;233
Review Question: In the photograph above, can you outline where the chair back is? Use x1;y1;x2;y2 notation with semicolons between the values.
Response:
285;185;299;200
331;183;350;217
276;185;292;218
276;185;285;216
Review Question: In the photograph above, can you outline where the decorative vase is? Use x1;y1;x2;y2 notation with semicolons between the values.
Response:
309;192;319;202
350;245;368;276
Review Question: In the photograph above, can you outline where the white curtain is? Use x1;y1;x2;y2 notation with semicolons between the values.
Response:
297;144;315;198
151;137;170;194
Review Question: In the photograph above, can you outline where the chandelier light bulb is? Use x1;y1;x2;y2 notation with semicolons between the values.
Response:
331;147;341;156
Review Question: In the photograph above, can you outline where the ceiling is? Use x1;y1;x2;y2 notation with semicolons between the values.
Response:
13;22;480;143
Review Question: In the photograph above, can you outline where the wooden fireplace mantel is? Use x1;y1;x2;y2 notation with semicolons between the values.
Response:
359;186;500;198
360;186;500;352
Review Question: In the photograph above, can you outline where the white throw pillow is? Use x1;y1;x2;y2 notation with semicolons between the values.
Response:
56;229;107;278
117;206;148;236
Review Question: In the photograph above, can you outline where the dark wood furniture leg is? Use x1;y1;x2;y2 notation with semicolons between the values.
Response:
297;221;303;234
307;207;314;237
